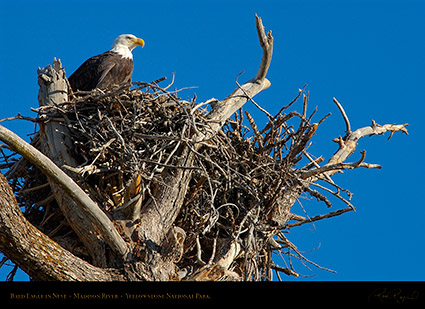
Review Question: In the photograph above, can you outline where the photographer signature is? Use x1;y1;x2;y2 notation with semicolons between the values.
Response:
369;288;420;304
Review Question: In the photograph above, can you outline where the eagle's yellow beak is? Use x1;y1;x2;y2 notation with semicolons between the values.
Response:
133;38;145;47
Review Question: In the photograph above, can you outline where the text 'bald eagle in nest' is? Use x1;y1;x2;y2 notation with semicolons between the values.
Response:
68;34;145;92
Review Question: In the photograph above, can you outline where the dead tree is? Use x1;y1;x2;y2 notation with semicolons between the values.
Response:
0;15;408;281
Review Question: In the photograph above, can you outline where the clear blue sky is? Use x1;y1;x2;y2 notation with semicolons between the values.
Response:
0;0;424;281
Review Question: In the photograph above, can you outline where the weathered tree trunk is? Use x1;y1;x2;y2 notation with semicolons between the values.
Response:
0;173;123;281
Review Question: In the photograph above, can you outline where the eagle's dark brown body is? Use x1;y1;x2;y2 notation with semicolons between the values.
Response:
68;51;133;91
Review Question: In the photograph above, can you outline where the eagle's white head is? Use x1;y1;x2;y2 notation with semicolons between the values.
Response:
110;34;145;59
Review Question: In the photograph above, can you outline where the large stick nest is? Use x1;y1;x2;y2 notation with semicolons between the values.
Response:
3;79;347;280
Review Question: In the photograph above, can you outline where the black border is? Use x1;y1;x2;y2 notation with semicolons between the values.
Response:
1;281;424;305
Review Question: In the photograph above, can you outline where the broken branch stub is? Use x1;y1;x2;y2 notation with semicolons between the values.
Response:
36;59;129;259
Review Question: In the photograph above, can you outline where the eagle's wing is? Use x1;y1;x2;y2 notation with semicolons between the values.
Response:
95;62;116;89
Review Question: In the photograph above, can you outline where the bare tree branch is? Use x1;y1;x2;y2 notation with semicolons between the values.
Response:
300;150;382;180
333;97;351;136
327;121;409;167
284;207;353;229
205;14;273;133
254;13;274;81
268;116;408;226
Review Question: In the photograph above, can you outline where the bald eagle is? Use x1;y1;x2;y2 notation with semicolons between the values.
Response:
68;34;145;92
